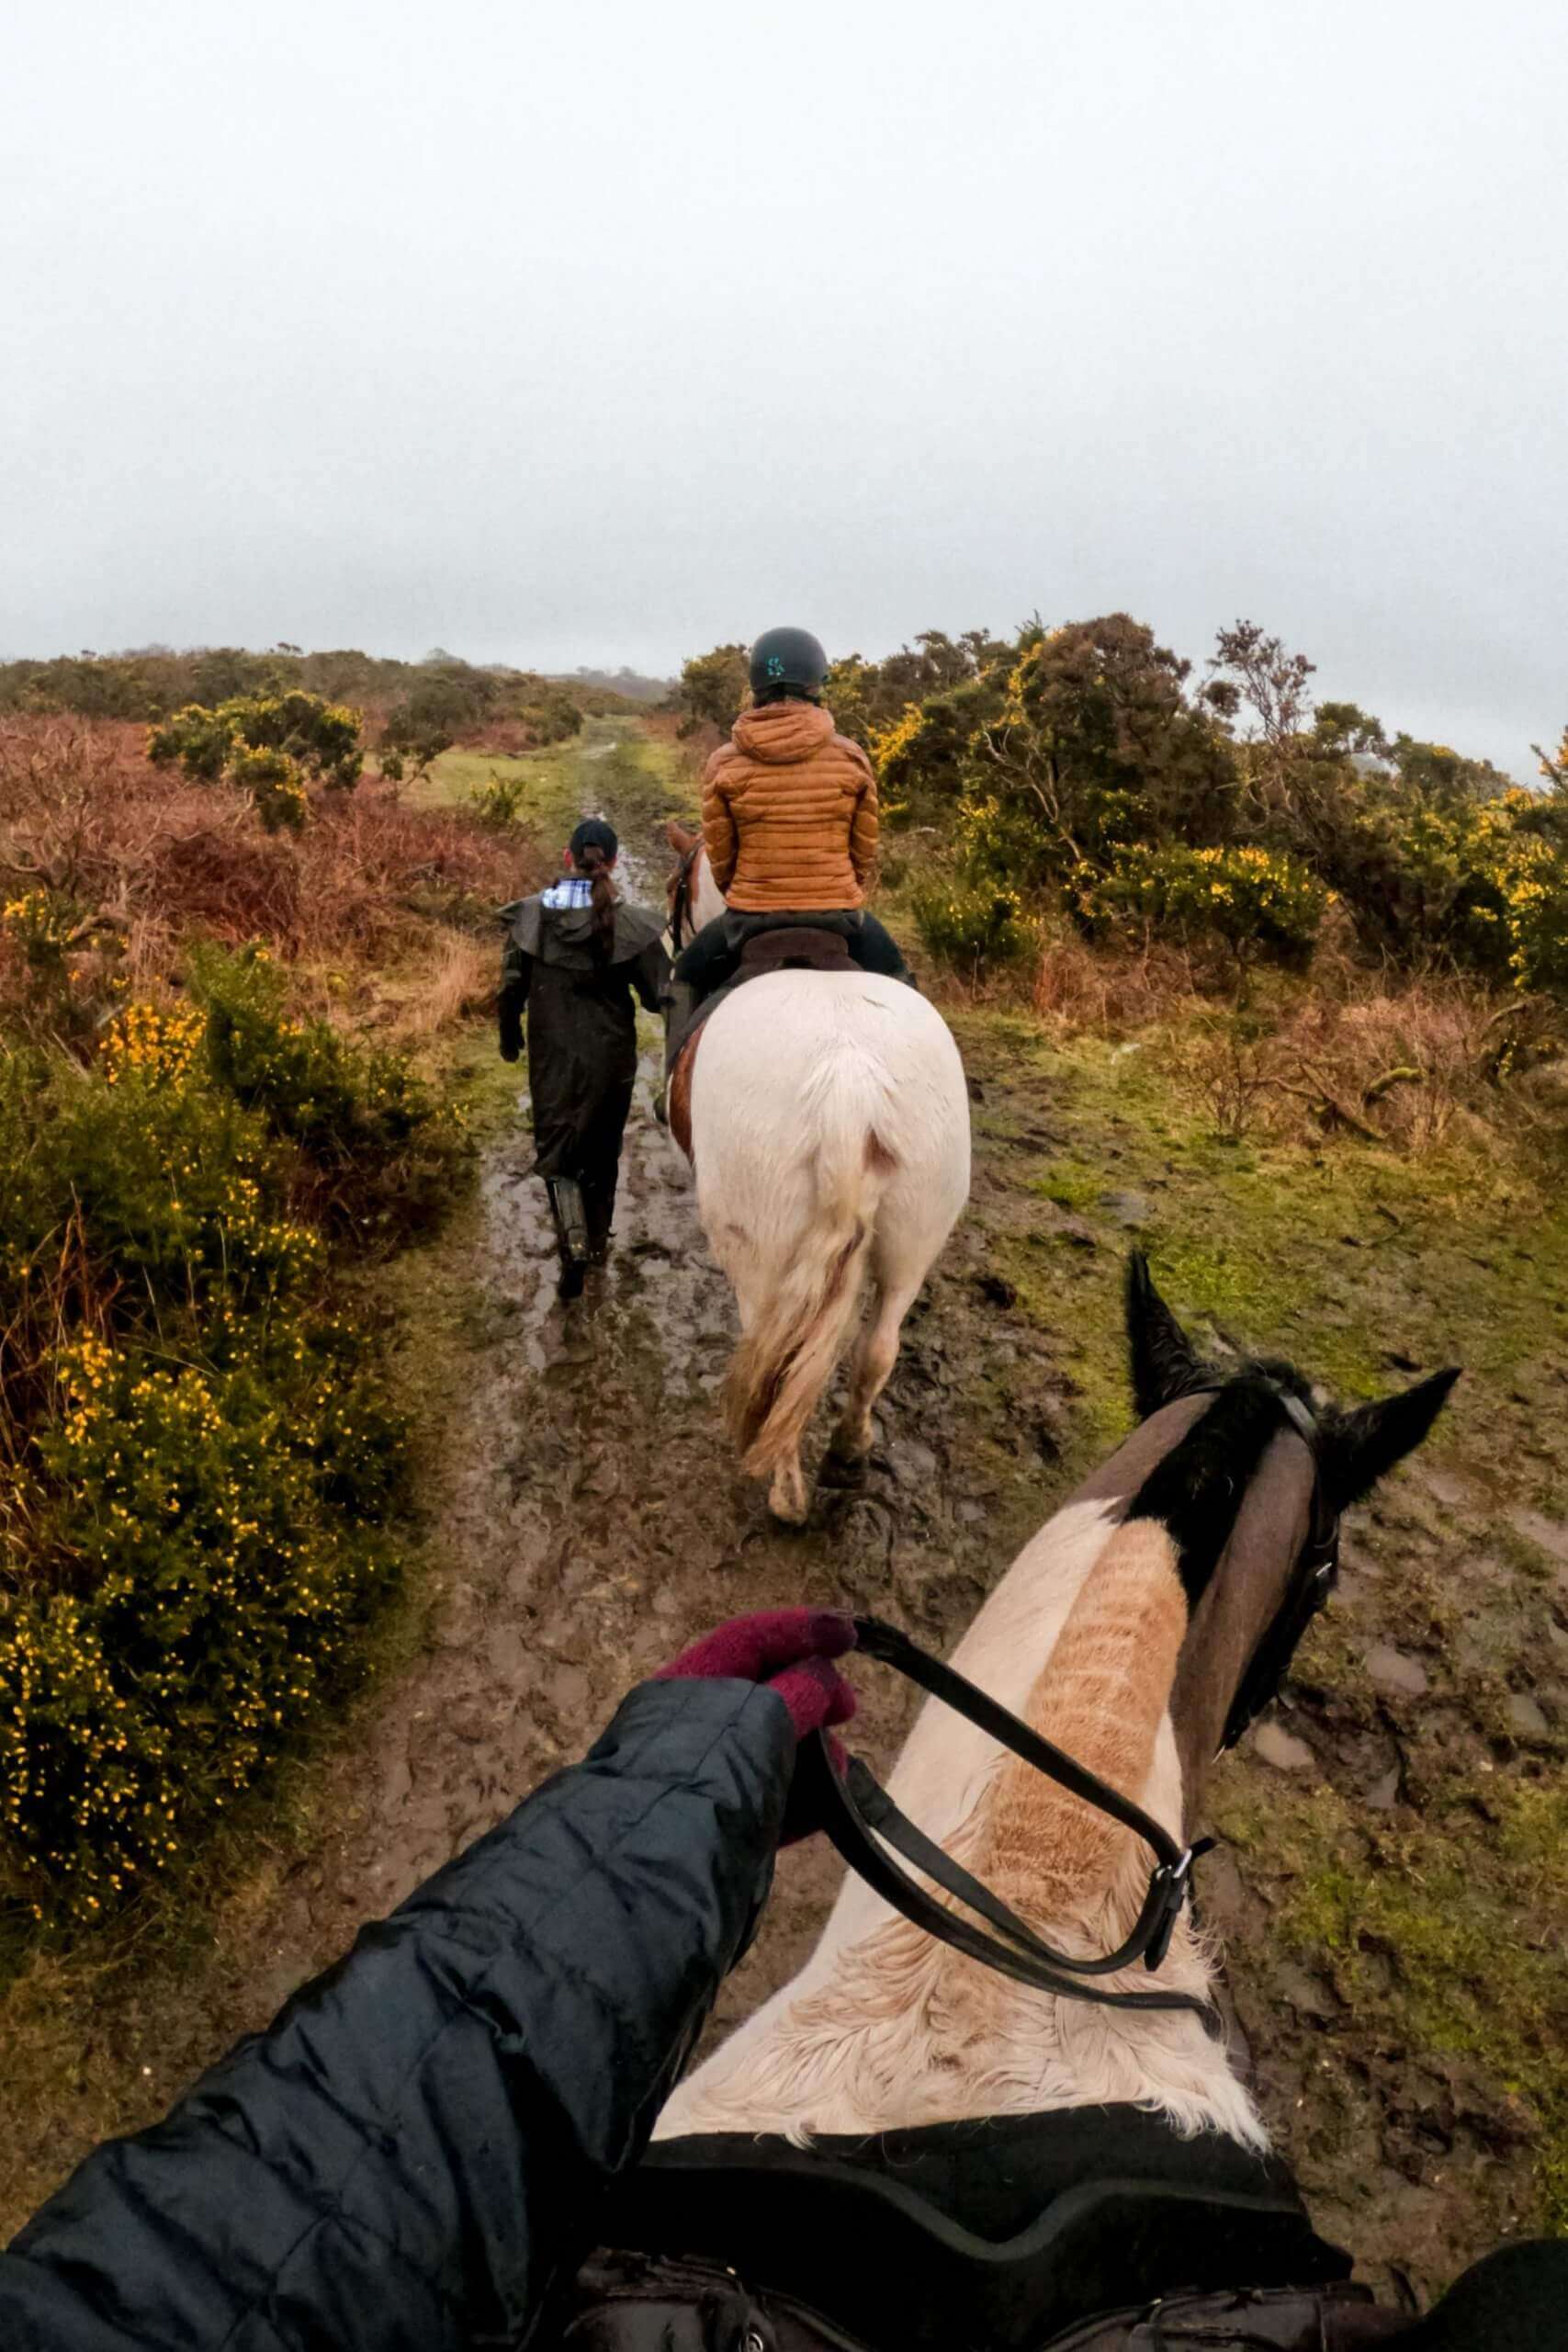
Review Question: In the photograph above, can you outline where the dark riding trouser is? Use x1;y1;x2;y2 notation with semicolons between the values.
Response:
673;909;912;999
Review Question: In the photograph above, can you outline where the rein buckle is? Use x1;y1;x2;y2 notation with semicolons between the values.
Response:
1143;1838;1216;1972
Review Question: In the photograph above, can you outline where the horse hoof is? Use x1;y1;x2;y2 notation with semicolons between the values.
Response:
820;1446;868;1490
767;1476;811;1526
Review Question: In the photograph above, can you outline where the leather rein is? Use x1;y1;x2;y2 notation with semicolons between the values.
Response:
668;845;700;954
802;1382;1341;2030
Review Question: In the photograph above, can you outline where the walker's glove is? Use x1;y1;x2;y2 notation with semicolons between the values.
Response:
499;1005;523;1064
655;1609;857;1843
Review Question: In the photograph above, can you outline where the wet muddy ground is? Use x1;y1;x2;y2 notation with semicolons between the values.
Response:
298;1039;1057;2051
6;737;1563;2304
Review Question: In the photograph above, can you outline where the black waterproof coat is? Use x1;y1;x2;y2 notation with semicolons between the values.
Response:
499;895;668;1179
0;1680;794;2352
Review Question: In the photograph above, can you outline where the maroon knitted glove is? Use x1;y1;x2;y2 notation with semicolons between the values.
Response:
654;1609;858;1842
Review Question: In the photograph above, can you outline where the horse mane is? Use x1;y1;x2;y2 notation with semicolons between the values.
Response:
976;1517;1188;1921
659;1508;1263;2153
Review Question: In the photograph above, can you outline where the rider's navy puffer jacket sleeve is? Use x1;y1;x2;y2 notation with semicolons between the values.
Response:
0;1679;793;2352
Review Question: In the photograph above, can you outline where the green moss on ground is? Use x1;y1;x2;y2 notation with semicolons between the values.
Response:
1215;1772;1568;2231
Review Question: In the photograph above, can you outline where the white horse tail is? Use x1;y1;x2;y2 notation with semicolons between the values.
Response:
724;1046;895;1477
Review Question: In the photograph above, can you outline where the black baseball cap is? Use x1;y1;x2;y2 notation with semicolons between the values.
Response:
570;817;618;860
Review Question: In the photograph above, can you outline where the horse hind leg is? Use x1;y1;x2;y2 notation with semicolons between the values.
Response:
715;1242;811;1523
830;1272;921;1464
767;1451;810;1525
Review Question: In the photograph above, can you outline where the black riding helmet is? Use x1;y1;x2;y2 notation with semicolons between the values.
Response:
749;626;829;704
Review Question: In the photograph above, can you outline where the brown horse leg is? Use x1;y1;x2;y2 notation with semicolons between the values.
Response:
767;1453;810;1525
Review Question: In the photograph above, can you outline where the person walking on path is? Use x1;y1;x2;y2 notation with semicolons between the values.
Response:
499;817;668;1296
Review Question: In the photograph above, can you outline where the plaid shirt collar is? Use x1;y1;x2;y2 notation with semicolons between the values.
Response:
541;876;594;910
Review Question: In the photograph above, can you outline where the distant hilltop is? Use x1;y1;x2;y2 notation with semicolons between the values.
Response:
558;664;674;705
0;645;675;727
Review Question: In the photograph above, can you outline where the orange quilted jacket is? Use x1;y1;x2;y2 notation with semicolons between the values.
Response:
701;699;878;912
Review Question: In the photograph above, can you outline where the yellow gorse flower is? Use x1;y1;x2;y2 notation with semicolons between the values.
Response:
100;1000;208;1089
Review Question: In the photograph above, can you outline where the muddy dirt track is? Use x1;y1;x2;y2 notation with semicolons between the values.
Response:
297;1031;1061;2065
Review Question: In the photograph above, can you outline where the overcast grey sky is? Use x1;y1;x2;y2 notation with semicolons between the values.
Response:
4;1;1564;766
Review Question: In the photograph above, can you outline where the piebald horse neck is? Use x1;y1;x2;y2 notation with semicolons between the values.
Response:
655;1391;1315;2148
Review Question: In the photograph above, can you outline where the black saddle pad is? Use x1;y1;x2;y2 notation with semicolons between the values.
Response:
606;2110;1349;2352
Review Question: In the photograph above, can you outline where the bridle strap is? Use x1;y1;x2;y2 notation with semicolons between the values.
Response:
1201;1383;1341;1753
849;1619;1189;1868
803;1618;1221;2030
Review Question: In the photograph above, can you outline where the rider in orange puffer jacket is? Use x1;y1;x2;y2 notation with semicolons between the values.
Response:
703;695;879;912
673;628;911;1016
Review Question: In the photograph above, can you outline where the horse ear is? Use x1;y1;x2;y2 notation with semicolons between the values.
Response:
1322;1368;1461;1513
665;818;697;854
1125;1251;1201;1420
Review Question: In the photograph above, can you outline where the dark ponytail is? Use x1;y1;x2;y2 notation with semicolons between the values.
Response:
568;818;619;965
576;842;617;965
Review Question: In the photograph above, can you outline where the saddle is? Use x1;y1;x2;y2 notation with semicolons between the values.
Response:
665;926;857;1157
547;2117;1369;2352
552;2253;1402;2352
731;924;857;978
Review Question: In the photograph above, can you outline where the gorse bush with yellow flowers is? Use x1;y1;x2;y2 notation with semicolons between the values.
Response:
0;955;459;1925
1077;842;1329;967
909;877;1035;976
810;609;1568;998
2;887;78;972
466;768;532;829
1330;793;1568;996
194;946;465;1240
5;1329;400;1920
148;690;363;831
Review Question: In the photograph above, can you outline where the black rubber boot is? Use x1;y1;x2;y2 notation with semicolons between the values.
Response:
547;1177;591;1299
583;1176;615;1268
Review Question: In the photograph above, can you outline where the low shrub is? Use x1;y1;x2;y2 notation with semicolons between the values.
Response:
1032;933;1201;1034
227;745;308;834
150;690;363;800
1459;815;1568;996
2;1328;400;1919
192;946;468;1240
910;876;1034;975
1;887;79;972
1077;842;1328;967
0;958;459;1926
468;768;530;828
